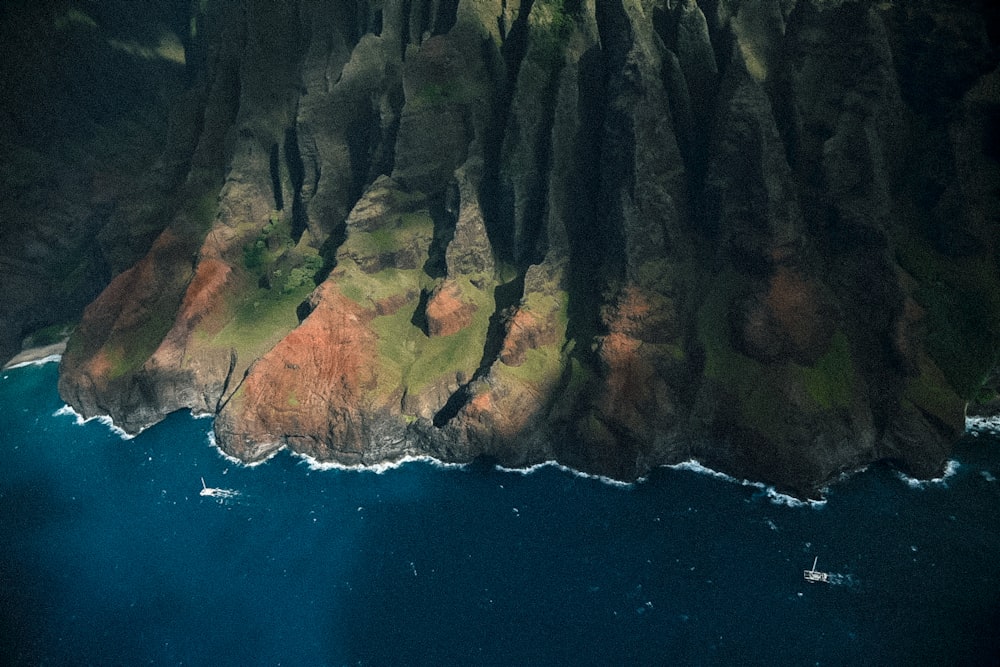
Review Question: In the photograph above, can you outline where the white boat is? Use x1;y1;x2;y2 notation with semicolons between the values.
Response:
200;477;237;499
803;556;829;583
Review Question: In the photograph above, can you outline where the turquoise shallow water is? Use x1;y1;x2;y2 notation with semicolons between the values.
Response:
2;359;999;665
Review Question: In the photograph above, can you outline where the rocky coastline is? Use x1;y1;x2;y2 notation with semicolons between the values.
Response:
6;0;997;498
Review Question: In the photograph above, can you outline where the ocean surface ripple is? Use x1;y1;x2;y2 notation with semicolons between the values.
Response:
2;361;998;666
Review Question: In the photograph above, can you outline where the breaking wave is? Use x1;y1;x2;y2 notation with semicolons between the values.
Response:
52;404;136;440
496;461;635;488
966;415;1000;436
668;459;827;509
219;444;636;487
293;451;466;474
52;404;79;419
894;460;961;489
4;353;62;369
668;459;738;482
205;431;283;468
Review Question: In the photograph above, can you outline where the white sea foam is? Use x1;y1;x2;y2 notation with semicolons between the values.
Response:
294;451;465;474
895;459;960;489
667;459;827;508
53;404;80;420
51;403;136;439
203;432;469;474
825;573;858;587
205;431;284;467
294;451;635;487
4;353;62;369
92;415;137;439
966;415;1000;436
669;459;741;484
760;486;826;509
496;460;636;488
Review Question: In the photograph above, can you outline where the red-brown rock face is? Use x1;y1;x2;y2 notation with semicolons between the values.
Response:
499;306;558;367
735;265;835;365
215;281;381;463
52;0;999;497
425;279;477;337
592;284;683;460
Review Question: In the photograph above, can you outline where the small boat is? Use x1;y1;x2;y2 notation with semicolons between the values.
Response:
803;556;830;583
200;477;237;499
200;477;219;496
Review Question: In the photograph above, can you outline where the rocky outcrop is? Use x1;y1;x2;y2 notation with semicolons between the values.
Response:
214;279;387;464
53;0;1000;496
0;1;195;364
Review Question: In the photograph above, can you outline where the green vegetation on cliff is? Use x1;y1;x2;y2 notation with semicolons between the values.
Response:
799;331;855;411
106;309;176;379
904;350;965;430
369;275;493;405
893;228;1000;400
697;271;858;440
212;207;327;358
530;0;578;65
333;202;495;409
209;284;313;355
46;0;999;495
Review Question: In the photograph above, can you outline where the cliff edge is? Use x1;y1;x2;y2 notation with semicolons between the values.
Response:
54;0;1000;496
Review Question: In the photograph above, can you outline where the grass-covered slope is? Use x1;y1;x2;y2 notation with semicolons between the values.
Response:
52;0;1000;496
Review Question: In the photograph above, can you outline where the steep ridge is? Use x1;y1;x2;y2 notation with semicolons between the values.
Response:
56;0;1000;496
0;0;194;364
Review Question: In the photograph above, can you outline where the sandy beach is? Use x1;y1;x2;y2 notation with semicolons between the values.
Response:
2;339;68;370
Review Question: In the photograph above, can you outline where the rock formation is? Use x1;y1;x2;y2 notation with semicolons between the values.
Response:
34;0;1000;496
0;0;194;363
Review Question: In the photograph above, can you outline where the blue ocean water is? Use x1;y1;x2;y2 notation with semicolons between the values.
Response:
1;360;998;666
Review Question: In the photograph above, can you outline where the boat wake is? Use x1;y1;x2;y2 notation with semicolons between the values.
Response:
803;557;858;587
824;573;858;587
199;477;240;502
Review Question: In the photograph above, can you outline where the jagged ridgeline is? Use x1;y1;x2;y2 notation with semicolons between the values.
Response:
54;0;1000;497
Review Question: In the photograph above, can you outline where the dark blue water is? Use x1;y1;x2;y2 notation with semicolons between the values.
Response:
2;360;999;666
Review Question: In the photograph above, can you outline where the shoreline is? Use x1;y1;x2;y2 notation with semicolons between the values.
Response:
2;339;68;370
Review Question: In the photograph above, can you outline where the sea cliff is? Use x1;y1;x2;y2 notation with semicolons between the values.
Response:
27;0;999;496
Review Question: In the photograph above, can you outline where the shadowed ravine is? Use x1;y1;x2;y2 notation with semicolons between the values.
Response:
3;0;997;497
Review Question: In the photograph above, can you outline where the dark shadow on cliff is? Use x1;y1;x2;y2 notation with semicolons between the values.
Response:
478;0;535;266
284;127;309;243
0;0;193;364
563;44;608;356
432;273;526;428
423;196;454;279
